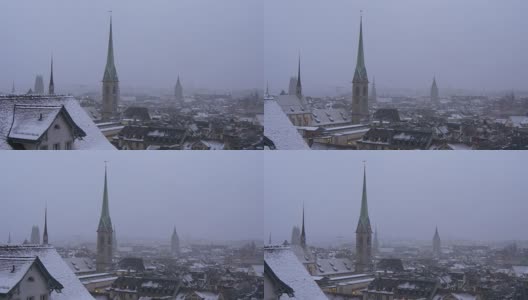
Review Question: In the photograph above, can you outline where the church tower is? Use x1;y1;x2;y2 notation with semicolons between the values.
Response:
43;204;48;245
430;77;439;103
171;227;180;256
351;15;369;124
48;56;55;95
96;164;114;272
295;55;303;99
370;77;377;104
174;76;183;102
433;227;441;257
300;204;307;248
102;15;120;121
355;163;373;272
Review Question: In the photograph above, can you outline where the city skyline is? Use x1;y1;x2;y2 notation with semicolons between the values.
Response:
0;0;262;92
263;0;528;96
264;152;528;244
0;152;263;243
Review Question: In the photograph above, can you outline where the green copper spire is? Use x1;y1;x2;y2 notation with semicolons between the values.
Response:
356;163;372;233
353;15;368;82
103;15;119;82
98;164;113;231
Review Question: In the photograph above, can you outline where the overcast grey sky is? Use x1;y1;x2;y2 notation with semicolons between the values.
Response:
264;0;528;96
0;0;262;93
264;152;528;245
0;152;262;244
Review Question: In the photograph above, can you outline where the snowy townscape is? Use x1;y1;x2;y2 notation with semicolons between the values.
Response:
264;154;528;299
263;3;528;150
0;153;263;299
0;2;263;151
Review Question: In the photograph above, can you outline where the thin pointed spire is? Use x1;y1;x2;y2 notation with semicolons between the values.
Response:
266;81;269;96
98;162;113;231
353;13;368;82
43;203;48;245
296;53;303;99
7;232;11;244
11;81;15;94
103;13;118;82
300;203;306;247
356;162;372;233
48;55;55;95
268;232;272;245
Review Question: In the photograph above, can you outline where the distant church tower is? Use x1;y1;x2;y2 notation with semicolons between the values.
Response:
370;77;377;104
433;227;441;257
43;204;48;245
96;165;114;272
171;227;180;256
30;226;40;244
48;57;55;95
34;75;45;94
295;56;303;100
288;77;297;95
174;76;183;102
102;15;120;121
300;204;307;248
355;164;373;272
351;15;369;124
430;77;439;103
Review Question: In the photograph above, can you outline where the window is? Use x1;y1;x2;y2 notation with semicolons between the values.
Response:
355;87;360;96
54;124;60;130
53;143;60;150
40;295;48;300
65;141;72;150
363;86;367;95
39;145;48;150
27;276;35;282
27;297;35;300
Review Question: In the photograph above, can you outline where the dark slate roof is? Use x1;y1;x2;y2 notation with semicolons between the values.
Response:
376;258;404;272
123;106;150;121
373;108;400;123
118;257;145;272
360;128;433;149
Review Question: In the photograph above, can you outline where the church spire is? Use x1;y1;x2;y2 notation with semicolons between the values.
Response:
98;163;113;231
43;203;48;245
11;81;15;94
353;14;368;82
300;203;306;247
7;232;11;244
103;14;118;82
356;162;372;233
48;56;54;95
296;54;303;99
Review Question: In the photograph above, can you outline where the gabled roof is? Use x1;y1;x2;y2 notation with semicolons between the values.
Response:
0;245;94;300
0;256;63;295
8;104;86;143
0;95;115;150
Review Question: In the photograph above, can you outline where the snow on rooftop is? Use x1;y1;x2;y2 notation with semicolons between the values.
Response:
0;256;35;294
264;100;309;150
0;245;94;300
265;246;327;300
0;95;115;150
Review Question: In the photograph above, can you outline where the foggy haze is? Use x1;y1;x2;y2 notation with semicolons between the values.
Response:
0;0;262;93
0;152;263;244
264;0;528;96
264;151;528;245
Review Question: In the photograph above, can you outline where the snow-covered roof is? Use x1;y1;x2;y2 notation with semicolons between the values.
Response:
0;245;95;300
0;95;115;150
264;246;327;300
264;100;309;150
0;256;63;295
